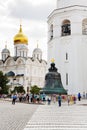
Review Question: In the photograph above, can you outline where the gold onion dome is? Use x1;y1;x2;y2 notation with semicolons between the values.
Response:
14;24;28;45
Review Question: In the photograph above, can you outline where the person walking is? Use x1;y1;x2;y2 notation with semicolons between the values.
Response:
12;94;17;105
78;93;81;101
47;96;51;105
73;95;76;104
26;93;29;103
58;94;62;107
67;95;70;105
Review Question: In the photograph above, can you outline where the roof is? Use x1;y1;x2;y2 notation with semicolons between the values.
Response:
5;71;15;77
2;48;10;53
33;48;42;53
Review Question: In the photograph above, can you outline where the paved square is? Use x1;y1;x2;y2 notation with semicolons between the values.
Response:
24;100;87;130
0;100;87;130
0;100;38;130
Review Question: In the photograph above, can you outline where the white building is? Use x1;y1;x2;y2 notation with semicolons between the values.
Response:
0;24;47;92
48;0;87;95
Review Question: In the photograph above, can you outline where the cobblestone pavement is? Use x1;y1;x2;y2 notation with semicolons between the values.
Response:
24;100;87;130
0;100;38;130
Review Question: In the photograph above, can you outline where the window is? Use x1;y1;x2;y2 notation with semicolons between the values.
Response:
66;73;68;85
37;54;39;59
16;47;17;56
61;20;71;36
20;51;21;56
27;87;29;92
26;52;27;57
82;19;87;35
50;24;53;40
66;53;68;60
16;78;19;82
23;51;24;57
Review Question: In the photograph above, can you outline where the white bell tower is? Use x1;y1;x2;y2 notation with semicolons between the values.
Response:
48;0;87;94
57;0;87;9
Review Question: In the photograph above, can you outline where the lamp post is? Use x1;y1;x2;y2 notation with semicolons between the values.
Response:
27;78;32;93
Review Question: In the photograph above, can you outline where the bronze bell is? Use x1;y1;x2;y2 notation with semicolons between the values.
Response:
40;62;67;95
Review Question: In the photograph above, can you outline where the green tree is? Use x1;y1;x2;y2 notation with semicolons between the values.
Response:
11;86;25;94
0;71;9;94
30;85;41;95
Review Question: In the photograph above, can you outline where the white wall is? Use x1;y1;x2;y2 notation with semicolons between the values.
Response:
57;0;87;9
48;5;87;95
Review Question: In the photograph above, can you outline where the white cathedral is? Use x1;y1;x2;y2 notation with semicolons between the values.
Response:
0;24;47;92
48;0;87;95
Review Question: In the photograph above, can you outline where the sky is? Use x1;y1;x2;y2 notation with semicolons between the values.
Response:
0;0;56;60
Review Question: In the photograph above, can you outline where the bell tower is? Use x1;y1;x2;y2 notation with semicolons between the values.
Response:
57;0;87;9
48;0;87;94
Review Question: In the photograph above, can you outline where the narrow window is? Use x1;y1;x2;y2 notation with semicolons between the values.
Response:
66;53;68;60
20;51;21;56
37;54;39;59
16;47;17;56
23;51;24;57
66;73;68;85
27;87;29;92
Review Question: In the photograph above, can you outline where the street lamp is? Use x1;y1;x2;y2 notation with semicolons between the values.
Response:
27;78;32;93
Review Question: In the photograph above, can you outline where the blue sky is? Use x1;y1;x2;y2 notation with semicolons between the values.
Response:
0;0;56;60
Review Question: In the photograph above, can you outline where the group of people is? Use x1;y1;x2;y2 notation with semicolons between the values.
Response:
47;93;82;107
11;93;30;105
11;93;41;105
11;92;82;106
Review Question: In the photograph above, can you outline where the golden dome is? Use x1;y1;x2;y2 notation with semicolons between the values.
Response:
14;24;28;45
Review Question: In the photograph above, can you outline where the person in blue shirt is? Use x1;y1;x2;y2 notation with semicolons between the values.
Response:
78;93;81;101
12;94;17;105
58;94;62;107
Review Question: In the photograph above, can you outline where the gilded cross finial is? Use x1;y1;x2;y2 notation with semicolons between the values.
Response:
19;19;22;32
51;58;55;63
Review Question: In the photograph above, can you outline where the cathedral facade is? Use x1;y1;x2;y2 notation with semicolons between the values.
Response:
0;25;47;92
48;0;87;94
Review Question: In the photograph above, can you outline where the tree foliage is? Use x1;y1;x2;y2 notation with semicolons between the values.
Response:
30;85;41;95
0;71;9;94
11;86;25;93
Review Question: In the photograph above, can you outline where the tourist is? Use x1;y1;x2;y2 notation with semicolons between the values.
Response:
47;96;51;105
83;92;85;99
78;93;81;101
37;95;40;103
53;95;56;103
19;94;22;102
42;93;46;102
58;94;62;107
26;93;29;103
12;94;17;105
73;95;76;104
86;93;87;99
67;95;70;105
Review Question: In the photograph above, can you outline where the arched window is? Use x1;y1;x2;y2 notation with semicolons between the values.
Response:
50;24;53;40
82;19;87;35
61;20;71;36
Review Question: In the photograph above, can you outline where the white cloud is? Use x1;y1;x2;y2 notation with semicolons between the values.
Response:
7;0;56;21
0;0;56;60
